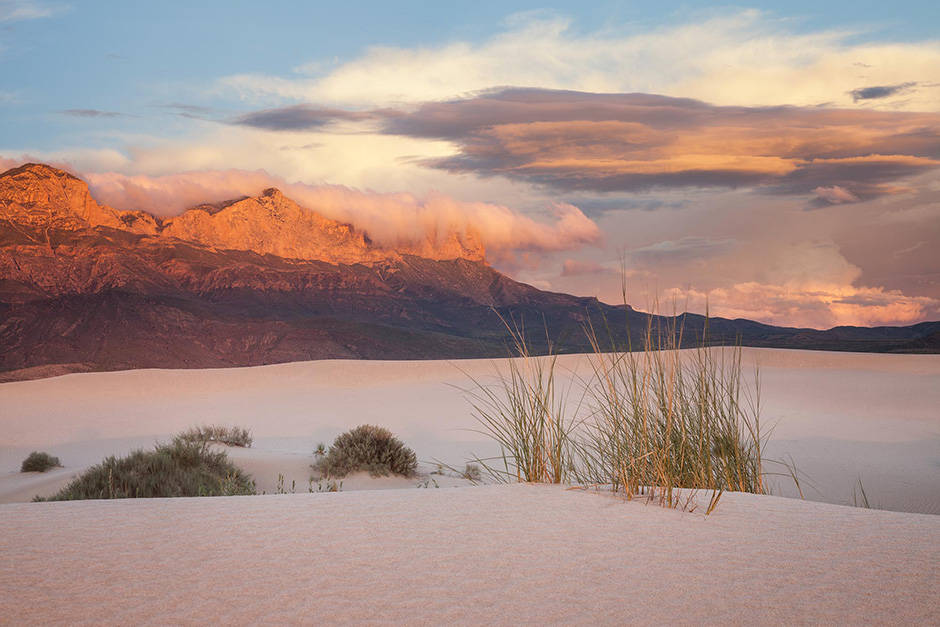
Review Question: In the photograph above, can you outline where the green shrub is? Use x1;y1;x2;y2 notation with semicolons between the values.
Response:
313;425;418;478
176;425;253;447
21;451;61;473
36;438;255;501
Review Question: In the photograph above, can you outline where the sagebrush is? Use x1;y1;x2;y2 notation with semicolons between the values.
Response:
313;424;418;478
21;451;61;473
37;437;255;501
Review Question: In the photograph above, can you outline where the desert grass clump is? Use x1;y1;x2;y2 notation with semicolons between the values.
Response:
312;424;417;478
36;437;254;501
579;312;766;512
462;313;582;484
465;302;770;513
21;451;61;473
177;425;253;448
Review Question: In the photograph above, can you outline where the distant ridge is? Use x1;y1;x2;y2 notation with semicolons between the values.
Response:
1;163;937;381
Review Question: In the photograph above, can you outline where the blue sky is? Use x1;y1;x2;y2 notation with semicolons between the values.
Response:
2;0;937;148
1;0;939;328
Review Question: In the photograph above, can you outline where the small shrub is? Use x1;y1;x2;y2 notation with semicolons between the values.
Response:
36;438;255;501
21;451;61;473
177;425;252;448
312;424;418;478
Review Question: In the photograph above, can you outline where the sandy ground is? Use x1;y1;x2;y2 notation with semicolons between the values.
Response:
1;348;937;512
1;484;937;625
1;349;938;624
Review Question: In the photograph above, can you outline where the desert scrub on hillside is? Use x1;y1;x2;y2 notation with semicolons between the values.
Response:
312;425;418;478
21;451;61;472
177;425;253;448
36;437;255;501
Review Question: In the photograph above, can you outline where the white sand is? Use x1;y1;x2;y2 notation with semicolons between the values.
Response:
1;348;937;512
1;485;937;625
1;349;938;624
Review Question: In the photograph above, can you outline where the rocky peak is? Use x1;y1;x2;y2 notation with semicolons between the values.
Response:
160;189;390;264
2;162;81;182
0;162;487;264
0;163;123;230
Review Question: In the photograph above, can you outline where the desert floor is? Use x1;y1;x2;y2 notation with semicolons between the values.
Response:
1;348;937;511
1;348;938;623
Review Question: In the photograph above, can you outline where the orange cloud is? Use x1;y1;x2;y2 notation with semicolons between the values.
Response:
82;169;601;258
379;89;940;199
670;282;938;329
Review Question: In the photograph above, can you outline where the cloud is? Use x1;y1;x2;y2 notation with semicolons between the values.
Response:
672;282;938;329
850;82;917;101
0;153;85;174
60;109;125;118
0;0;62;22
232;105;377;131
560;259;617;277
813;185;859;205
81;168;601;259
649;240;939;328
378;88;940;196
216;11;940;112
630;236;736;265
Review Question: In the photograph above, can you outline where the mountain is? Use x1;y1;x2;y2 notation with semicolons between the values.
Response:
1;163;937;381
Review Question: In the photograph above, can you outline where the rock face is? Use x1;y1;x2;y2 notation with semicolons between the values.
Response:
0;163;125;230
1;163;937;381
0;163;485;264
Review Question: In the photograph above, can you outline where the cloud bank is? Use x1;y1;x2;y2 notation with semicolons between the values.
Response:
374;89;940;198
82;169;601;259
218;11;940;112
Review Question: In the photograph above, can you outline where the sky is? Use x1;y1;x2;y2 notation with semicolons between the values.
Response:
1;0;939;329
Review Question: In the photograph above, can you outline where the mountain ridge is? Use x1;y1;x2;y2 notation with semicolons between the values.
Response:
1;163;937;382
0;163;485;264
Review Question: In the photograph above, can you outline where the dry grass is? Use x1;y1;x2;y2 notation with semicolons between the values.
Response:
577;311;766;512
460;312;584;484
465;303;773;513
177;425;253;448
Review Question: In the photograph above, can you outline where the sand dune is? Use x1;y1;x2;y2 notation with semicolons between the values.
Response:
2;348;938;624
2;485;937;624
1;348;937;512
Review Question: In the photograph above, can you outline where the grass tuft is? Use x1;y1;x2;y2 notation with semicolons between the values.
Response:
176;425;253;448
576;308;767;509
465;301;776;512
461;311;584;484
